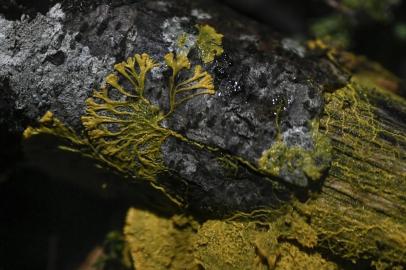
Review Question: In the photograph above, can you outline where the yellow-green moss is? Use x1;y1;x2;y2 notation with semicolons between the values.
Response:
124;207;338;270
124;208;199;270
296;196;406;268
299;77;406;268
196;24;224;63
258;121;332;185
321;82;406;196
174;24;224;63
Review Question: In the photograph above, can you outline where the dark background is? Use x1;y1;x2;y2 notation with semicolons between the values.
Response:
1;0;405;269
218;0;406;81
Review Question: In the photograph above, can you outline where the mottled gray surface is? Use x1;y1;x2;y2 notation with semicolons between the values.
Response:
0;0;348;217
0;4;116;128
161;137;290;215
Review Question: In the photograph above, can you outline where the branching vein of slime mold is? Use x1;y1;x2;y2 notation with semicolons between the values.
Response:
23;25;333;207
24;52;215;185
23;25;268;184
23;25;272;206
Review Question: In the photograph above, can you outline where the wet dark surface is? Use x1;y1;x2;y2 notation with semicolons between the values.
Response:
0;168;127;270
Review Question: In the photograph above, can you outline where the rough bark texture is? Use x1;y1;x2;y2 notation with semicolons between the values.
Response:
0;0;405;269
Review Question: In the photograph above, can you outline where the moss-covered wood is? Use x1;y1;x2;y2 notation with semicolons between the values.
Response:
124;63;406;269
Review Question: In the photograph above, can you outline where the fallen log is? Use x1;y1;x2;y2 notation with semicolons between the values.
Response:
1;0;405;269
